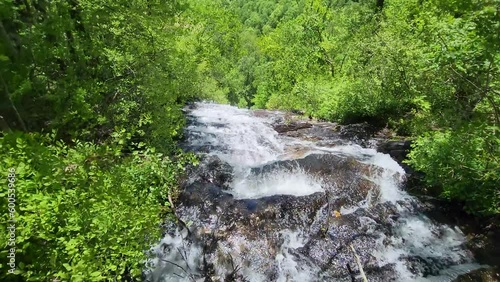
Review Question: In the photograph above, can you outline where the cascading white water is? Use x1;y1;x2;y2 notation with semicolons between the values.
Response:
186;103;284;167
148;102;483;282
186;103;325;199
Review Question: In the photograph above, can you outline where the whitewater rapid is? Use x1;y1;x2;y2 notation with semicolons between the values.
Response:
146;102;482;282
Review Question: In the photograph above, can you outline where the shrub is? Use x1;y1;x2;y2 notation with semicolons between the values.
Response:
0;132;194;281
406;123;500;215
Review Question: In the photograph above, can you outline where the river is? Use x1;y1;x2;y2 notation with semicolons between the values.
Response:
145;102;483;282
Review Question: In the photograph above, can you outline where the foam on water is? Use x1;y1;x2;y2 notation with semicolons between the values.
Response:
275;230;317;282
230;168;324;199
373;215;481;281
313;145;407;204
146;230;202;282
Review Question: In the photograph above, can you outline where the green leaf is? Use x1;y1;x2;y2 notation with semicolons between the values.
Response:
63;263;71;271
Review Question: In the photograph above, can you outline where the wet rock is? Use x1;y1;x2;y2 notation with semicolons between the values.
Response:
453;267;500;282
186;155;233;189
273;122;312;133
418;198;500;269
253;154;382;206
302;123;341;140
273;120;379;147
377;140;411;153
351;202;400;232
180;182;234;211
364;264;399;282
377;140;413;172
339;122;377;141
180;183;329;236
468;234;500;269
404;255;445;276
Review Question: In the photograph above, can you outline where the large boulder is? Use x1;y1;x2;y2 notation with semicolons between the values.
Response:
185;155;233;189
453;267;500;282
273;122;312;134
377;140;411;162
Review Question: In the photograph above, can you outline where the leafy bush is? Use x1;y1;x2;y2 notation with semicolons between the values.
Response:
407;123;500;215
0;132;194;281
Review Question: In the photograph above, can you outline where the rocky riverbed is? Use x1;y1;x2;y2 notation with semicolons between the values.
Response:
145;103;497;282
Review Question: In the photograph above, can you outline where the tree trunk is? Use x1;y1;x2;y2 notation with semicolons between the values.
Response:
0;74;27;131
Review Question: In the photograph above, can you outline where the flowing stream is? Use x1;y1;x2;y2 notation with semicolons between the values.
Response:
146;103;483;282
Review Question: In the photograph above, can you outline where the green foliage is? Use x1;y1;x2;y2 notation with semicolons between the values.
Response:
1;0;197;146
0;0;202;280
407;124;499;215
0;132;194;281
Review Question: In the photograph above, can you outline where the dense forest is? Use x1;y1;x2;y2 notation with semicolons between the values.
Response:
0;0;498;280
